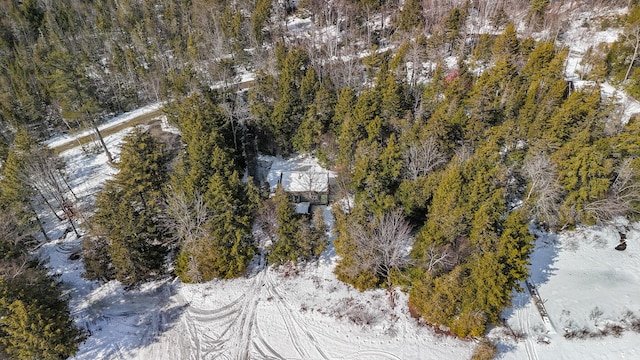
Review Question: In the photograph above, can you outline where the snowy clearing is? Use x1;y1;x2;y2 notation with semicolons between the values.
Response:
493;222;640;360
40;127;474;359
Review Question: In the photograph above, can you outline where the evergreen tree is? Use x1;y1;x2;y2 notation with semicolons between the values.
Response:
267;186;303;265
411;163;466;258
396;0;424;32
333;207;380;290
251;0;272;44
0;267;86;359
88;129;169;286
198;163;255;280
497;209;534;290
492;23;519;59
0;129;47;241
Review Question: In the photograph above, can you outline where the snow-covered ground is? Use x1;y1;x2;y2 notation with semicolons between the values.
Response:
32;6;640;359
39;128;475;359
45;103;163;150
493;223;640;360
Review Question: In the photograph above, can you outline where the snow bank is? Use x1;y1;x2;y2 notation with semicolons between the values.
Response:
45;103;163;149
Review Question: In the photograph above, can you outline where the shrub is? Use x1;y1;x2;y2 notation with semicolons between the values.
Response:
472;339;498;360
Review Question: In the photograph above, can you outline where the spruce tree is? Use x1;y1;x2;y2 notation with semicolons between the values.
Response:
267;186;302;265
88;129;168;286
396;0;424;32
0;267;86;359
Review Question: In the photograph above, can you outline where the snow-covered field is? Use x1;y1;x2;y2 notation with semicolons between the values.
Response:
493;223;640;360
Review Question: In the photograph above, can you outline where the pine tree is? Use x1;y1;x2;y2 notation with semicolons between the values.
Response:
295;208;328;260
0;129;45;241
267;186;302;265
198;167;255;279
251;0;272;44
461;252;508;335
396;0;424;32
167;92;240;195
469;189;506;252
492;23;519;59
333;207;381;290
0;267;86;359
88;129;169;286
497;209;534;290
555;137;613;225
412;163;466;257
409;266;465;331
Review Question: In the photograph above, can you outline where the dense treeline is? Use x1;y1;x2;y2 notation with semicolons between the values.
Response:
2;0;640;353
325;26;640;335
0;131;85;358
1;0;628;148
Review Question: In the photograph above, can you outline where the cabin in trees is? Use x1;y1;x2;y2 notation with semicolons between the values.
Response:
276;170;330;213
264;156;334;213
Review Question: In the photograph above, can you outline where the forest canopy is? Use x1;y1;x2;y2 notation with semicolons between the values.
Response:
1;1;640;354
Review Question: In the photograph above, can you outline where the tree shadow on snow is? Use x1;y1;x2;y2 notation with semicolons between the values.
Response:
503;224;561;317
493;225;561;357
74;280;188;359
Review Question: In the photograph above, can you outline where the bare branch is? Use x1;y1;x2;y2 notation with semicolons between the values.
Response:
348;209;413;285
22;145;81;236
403;136;446;180
162;189;208;249
425;246;454;273
585;158;640;222
522;153;564;225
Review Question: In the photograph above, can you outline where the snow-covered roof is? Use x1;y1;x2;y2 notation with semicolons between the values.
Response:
263;155;334;194
278;171;329;193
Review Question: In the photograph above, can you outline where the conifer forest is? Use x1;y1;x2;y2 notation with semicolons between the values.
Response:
1;0;640;359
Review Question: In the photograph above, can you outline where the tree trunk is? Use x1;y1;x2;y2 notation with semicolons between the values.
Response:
37;188;64;221
624;28;640;82
30;203;51;242
92;121;113;163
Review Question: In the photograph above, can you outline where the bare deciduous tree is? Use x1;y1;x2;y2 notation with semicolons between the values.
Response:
624;23;640;82
585;158;640;221
333;164;354;212
424;246;455;273
162;189;210;282
22;146;80;237
403;136;446;180
522;153;564;225
162;189;208;248
347;210;413;286
255;197;278;247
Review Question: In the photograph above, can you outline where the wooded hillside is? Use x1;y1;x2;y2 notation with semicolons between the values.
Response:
2;0;640;356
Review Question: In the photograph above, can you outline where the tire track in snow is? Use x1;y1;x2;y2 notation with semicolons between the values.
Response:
187;292;246;319
343;349;404;360
175;287;250;359
254;315;286;360
231;270;267;360
518;293;539;360
183;312;202;360
265;272;330;360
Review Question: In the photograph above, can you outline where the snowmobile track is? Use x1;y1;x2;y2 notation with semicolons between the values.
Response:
266;272;330;360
